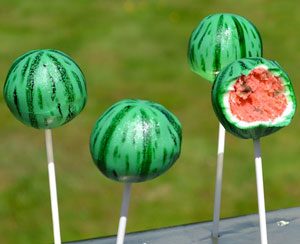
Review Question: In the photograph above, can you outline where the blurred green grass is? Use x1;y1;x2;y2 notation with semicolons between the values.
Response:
1;0;300;243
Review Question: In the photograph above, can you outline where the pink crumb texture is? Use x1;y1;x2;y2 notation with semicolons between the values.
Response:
229;67;287;122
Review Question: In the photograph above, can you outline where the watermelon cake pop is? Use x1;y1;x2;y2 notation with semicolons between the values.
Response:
90;99;182;182
3;49;87;129
212;57;296;244
188;13;263;82
212;57;296;139
90;99;182;244
3;49;87;244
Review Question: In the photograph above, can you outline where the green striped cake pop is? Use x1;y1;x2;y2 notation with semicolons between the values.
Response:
188;13;263;82
212;57;296;139
90;99;182;183
3;49;87;129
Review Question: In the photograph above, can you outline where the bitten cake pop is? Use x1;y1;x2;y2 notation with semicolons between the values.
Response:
90;99;182;244
212;57;296;244
212;57;296;139
187;13;263;238
3;49;87;244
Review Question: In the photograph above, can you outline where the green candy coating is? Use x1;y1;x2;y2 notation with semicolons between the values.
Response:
212;57;296;139
90;99;182;183
188;13;263;82
3;49;87;129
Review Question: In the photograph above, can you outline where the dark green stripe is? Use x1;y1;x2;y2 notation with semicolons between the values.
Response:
66;105;74;123
154;120;160;136
13;87;22;117
224;22;228;30
241;21;249;34
256;58;264;65
212;14;224;73
57;103;63;117
163;148;167;165
187;41;195;65
3;80;9;101
200;56;206;71
271;60;279;66
48;72;56;101
100;103;122;120
125;155;130;173
4;51;35;99
64;59;71;65
48;54;76;121
26;51;43;128
197;22;212;49
192;22;204;41
216;66;227;85
96;105;133;173
37;88;43;109
91;103;126;149
43;118;49;127
266;67;278;72
47;54;75;103
232;16;246;58
169;148;179;166
168;126;177;147
91;106;121;150
226;50;230;58
257;47;261;56
136;151;141;165
152;147;156;158
149;108;160;136
49;49;87;82
71;71;83;96
112;170;118;178
229;66;234;76
21;57;31;78
132;129;136;145
6;50;36;81
150;104;182;141
140;109;152;177
113;146;119;159
250;28;258;40
239;60;248;70
121;129;127;143
149;107;158;116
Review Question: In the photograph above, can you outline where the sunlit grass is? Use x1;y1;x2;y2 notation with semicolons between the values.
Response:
0;0;300;243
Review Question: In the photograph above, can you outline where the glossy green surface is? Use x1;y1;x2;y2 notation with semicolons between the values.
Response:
3;49;87;129
188;13;263;82
212;57;296;139
90;99;182;183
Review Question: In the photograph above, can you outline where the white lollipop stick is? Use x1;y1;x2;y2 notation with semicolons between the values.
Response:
116;183;132;244
45;129;62;244
254;139;268;244
212;123;226;238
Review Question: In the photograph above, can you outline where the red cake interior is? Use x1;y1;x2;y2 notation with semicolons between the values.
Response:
229;67;287;122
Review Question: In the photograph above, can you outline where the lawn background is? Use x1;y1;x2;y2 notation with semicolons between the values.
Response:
1;0;300;243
